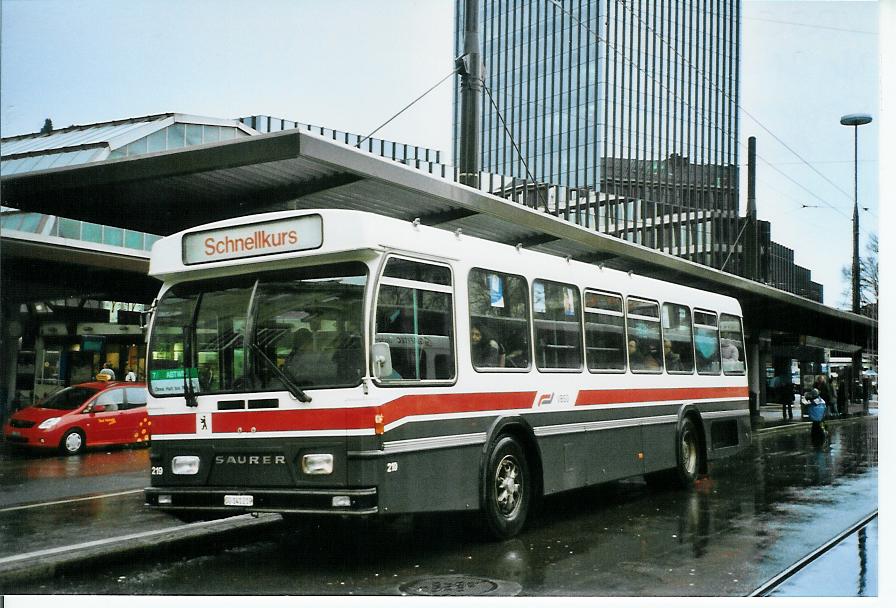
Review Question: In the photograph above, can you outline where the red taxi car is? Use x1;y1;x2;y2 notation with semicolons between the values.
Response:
4;381;150;455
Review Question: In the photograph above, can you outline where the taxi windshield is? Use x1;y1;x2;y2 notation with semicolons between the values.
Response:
147;262;367;397
39;386;100;410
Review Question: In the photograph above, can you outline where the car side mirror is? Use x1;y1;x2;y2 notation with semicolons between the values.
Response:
371;342;394;379
90;404;107;414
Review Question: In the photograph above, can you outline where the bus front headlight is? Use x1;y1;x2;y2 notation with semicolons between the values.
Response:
301;454;333;475
172;455;200;475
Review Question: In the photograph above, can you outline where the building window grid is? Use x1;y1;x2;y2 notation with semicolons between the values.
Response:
51;217;156;251
455;1;739;272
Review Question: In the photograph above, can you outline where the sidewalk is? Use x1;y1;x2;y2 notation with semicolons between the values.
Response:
755;400;878;433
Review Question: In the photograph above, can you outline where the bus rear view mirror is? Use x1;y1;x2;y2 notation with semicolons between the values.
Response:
371;342;394;379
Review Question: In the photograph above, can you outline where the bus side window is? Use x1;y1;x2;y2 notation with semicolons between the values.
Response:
626;297;663;373
694;310;721;374
468;269;530;371
374;257;455;382
661;303;695;373
719;314;746;375
584;290;626;372
533;279;582;371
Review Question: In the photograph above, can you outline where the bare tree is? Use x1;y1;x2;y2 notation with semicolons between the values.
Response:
841;233;878;316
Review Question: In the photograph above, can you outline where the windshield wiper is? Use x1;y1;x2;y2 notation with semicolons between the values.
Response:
251;343;312;403
182;324;199;408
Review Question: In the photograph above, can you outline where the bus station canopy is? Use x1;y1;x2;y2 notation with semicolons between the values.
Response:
0;128;875;348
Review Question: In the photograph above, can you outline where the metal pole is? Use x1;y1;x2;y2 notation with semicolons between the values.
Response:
840;113;871;414
458;0;482;189
745;136;758;280
851;128;861;413
852;125;860;314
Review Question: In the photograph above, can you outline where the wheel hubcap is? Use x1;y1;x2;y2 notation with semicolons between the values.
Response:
494;455;522;517
65;433;82;452
681;429;697;475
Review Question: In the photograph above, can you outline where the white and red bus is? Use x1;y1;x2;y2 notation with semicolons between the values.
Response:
143;209;750;538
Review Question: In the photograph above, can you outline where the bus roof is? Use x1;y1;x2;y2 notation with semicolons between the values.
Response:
149;209;742;315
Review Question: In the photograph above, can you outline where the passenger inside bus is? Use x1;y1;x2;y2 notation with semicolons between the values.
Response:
695;333;721;373
628;339;660;371
331;320;363;381
720;339;738;360
471;324;505;368
283;328;319;384
720;338;742;372
663;339;684;371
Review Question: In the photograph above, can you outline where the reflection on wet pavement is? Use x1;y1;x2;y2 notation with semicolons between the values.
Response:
4;417;878;596
1;444;148;483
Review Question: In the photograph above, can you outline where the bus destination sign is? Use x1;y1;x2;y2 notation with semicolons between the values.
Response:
183;215;323;264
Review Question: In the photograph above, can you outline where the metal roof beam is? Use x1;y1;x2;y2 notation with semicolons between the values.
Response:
416;208;479;226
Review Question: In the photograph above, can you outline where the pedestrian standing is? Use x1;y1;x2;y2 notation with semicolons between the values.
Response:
125;367;137;382
806;388;827;445
814;374;836;417
98;362;116;380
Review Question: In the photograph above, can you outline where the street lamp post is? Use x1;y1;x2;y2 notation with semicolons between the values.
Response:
839;113;872;413
839;113;872;313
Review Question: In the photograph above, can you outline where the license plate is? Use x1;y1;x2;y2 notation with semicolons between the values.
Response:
224;494;253;507
9;431;21;437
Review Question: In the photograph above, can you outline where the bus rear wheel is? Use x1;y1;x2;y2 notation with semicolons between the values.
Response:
482;435;530;540
646;417;703;489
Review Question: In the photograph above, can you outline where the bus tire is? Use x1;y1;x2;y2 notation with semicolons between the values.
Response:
645;417;703;489
482;435;530;540
673;416;702;487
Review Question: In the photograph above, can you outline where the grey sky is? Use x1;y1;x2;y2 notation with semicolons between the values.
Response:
0;0;880;307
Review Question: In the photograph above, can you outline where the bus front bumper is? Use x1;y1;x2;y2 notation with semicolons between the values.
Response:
144;486;378;515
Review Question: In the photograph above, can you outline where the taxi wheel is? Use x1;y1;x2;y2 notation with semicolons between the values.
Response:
60;429;85;455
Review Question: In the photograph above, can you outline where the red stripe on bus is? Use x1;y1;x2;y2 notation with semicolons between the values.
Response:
149;387;745;436
212;407;363;433
150;391;537;435
575;386;748;406
149;413;196;435
376;391;537;426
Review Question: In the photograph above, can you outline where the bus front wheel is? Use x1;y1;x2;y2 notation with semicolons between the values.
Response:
482;435;530;540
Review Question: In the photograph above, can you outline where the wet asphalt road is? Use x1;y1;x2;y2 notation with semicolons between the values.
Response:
0;416;878;596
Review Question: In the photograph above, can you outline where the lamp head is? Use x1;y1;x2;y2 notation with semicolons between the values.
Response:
840;113;872;127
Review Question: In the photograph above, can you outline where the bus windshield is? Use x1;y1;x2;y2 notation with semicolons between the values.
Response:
147;262;367;397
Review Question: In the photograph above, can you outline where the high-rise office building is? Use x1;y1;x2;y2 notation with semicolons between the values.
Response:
453;0;741;271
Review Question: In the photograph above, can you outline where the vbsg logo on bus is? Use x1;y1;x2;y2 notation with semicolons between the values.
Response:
182;215;323;264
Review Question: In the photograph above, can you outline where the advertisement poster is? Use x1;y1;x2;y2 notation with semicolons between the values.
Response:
564;287;576;316
488;274;505;308
533;282;546;314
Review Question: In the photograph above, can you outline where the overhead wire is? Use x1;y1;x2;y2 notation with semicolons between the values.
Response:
611;0;869;214
355;66;460;149
744;16;877;36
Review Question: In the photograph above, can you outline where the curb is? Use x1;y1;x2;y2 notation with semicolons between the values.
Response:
0;512;282;588
754;412;875;436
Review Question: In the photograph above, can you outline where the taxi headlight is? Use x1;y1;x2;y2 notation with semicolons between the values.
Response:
38;417;61;430
171;455;201;475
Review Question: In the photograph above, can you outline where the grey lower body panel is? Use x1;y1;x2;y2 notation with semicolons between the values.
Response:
146;400;750;515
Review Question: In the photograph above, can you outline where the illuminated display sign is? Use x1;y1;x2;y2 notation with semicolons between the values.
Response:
182;215;323;264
